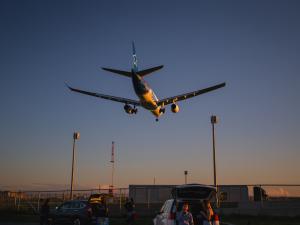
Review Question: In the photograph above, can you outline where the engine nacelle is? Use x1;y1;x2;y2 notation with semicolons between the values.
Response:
171;104;179;113
124;104;137;114
124;104;133;114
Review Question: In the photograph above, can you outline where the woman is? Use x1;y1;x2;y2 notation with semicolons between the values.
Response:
200;200;214;225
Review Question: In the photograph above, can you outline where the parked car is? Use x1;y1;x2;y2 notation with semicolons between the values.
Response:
49;193;110;225
49;200;93;225
153;184;217;225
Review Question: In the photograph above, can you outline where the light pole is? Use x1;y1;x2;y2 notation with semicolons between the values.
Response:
210;115;218;187
184;170;188;184
109;141;115;196
70;132;80;200
211;115;220;207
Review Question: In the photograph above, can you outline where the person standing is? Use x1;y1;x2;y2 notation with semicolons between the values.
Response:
40;199;50;225
177;202;194;225
124;198;135;225
200;200;214;225
92;201;109;225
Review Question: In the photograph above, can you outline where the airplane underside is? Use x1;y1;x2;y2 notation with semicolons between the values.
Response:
66;42;226;122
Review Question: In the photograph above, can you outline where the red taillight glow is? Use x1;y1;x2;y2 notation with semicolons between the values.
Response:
214;214;219;221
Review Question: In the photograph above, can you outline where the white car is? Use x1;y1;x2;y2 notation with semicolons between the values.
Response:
153;184;217;225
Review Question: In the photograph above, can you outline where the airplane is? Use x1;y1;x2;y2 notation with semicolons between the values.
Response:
66;42;226;121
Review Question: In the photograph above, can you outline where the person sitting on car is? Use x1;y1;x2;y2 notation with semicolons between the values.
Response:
176;202;194;225
199;200;214;224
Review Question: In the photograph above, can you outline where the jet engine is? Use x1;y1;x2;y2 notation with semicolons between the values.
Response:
124;104;137;114
171;103;179;113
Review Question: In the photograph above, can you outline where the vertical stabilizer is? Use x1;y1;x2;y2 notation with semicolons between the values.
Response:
132;41;138;72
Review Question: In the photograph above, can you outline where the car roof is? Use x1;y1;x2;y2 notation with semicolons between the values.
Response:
63;200;87;203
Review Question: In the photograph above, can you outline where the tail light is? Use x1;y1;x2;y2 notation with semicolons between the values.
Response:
168;212;176;220
214;214;220;222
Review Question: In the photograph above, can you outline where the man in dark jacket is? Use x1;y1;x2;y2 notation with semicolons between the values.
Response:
124;198;135;225
92;201;108;225
40;199;50;225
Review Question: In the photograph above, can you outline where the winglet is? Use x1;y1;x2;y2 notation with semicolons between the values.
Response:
65;82;75;91
64;82;71;89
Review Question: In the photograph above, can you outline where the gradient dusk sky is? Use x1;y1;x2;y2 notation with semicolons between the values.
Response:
0;1;299;190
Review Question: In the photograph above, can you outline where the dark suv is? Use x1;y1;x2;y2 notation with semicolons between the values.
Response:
49;200;92;225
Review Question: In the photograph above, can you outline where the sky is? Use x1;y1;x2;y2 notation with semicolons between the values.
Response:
0;0;299;191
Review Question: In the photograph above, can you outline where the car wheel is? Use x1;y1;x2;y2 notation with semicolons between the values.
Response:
73;218;81;225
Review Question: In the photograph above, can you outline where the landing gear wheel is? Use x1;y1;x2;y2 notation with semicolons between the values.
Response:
159;108;165;114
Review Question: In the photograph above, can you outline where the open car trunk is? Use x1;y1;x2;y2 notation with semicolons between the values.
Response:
172;184;217;225
172;184;216;200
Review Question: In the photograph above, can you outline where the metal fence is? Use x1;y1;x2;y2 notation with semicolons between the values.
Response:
128;184;300;216
0;188;129;214
1;184;300;216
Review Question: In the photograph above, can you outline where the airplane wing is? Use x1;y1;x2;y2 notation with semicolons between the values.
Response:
66;84;141;106
158;82;226;106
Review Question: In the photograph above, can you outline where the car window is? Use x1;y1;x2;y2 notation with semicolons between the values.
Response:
71;201;81;209
80;202;86;209
61;202;72;209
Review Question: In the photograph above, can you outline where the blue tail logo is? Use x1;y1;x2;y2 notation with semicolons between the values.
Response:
132;41;138;72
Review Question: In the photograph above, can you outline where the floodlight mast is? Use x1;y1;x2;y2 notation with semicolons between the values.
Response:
184;170;188;184
211;115;221;207
110;141;115;195
211;115;218;187
70;132;80;200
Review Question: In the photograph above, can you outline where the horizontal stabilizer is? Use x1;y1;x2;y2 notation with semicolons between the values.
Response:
102;67;131;77
137;65;164;77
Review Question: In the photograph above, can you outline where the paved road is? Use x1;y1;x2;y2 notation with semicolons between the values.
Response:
0;223;234;225
0;223;37;225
